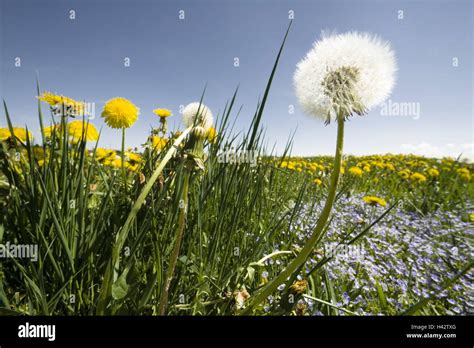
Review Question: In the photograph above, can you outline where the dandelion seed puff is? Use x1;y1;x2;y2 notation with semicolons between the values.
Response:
294;31;397;122
182;102;213;131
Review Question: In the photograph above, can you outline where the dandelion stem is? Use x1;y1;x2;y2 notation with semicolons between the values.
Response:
121;128;126;183
239;115;345;315
96;127;192;315
158;171;190;315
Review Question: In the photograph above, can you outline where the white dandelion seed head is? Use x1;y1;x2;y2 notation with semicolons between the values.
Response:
294;31;397;122
182;102;213;131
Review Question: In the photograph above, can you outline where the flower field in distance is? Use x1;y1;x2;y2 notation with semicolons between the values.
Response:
1;112;472;315
272;155;473;315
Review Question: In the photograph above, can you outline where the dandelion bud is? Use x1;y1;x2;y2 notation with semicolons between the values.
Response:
192;126;207;139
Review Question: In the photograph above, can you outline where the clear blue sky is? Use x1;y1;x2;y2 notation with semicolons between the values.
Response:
0;0;472;159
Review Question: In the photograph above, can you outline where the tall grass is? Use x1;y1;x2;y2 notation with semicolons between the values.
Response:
0;23;303;315
0;22;472;316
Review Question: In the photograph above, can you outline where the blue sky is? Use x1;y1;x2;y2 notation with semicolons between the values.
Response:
0;0;472;159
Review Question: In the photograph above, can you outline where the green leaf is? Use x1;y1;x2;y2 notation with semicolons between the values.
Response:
246;266;255;283
138;271;158;311
112;268;130;300
0;307;22;316
375;280;388;311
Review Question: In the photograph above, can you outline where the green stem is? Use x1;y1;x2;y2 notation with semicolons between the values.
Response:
159;118;168;136
121;128;126;183
158;171;190;315
96;127;192;315
239;115;345;315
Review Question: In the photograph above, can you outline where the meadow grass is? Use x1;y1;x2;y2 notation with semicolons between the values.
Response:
0;25;472;316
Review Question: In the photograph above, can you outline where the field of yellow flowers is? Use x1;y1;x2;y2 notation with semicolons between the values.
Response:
1;96;472;316
0;28;472;316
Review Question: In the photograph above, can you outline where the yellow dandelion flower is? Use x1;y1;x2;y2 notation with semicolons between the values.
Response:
38;92;88;116
110;158;124;169
67;120;99;141
313;178;322;186
349;166;363;176
459;172;471;181
37;91;65;106
206;127;217;143
362;195;387;207
0;127;33;143
125;152;141;163
0;128;11;141
374;162;384;169
125;162;139;172
95;148;116;161
410;172;427;183
102;158;115;166
427;168;440;177
43;125;59;138
150;135;167;151
280;161;288;169
398;169;410;179
101;97;139;129
457;168;470;175
470;214;474;222
152;108;172;118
